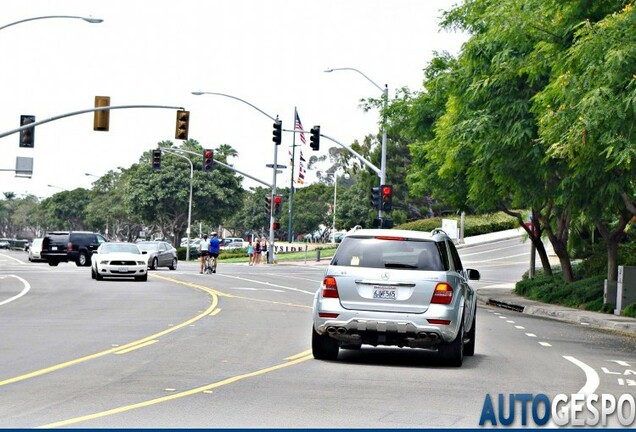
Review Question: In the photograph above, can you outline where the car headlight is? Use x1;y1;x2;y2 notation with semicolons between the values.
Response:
99;260;109;265
136;261;146;265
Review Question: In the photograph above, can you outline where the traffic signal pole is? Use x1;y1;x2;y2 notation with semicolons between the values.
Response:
0;104;185;140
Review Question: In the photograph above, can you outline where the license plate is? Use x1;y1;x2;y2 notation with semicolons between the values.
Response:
373;286;396;300
51;246;58;251
118;267;129;273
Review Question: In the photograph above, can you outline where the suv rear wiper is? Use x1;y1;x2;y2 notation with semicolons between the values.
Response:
384;263;418;269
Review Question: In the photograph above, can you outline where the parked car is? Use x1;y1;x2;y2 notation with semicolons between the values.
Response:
28;238;44;262
221;237;246;249
0;239;10;249
91;242;148;281
311;228;480;367
136;240;178;270
41;231;107;267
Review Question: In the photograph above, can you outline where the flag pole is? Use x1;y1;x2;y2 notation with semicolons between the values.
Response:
288;107;298;242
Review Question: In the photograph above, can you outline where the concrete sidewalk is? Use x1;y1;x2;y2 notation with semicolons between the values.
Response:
281;227;636;336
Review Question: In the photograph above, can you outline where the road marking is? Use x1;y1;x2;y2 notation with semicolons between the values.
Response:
203;273;316;295
525;333;537;337
538;342;552;347
152;274;311;310
0;279;219;388
114;340;159;354
0;275;30;306
39;352;314;428
515;325;525;329
0;253;26;264
563;355;600;394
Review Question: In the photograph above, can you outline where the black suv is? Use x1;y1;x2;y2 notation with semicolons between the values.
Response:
41;231;107;267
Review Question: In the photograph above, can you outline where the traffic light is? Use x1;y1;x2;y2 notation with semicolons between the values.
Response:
272;119;282;145
203;149;214;172
265;195;272;215
381;184;393;212
273;194;282;216
310;125;320;151
152;148;162;170
93;96;110;131
273;221;281;230
371;186;381;210
19;115;35;148
175;110;190;140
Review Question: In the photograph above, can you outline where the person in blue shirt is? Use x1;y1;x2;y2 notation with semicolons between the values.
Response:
208;232;221;273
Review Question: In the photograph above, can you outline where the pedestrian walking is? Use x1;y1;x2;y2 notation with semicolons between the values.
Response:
254;239;261;265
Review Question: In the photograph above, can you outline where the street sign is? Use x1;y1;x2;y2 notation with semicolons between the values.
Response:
266;164;287;169
15;156;33;177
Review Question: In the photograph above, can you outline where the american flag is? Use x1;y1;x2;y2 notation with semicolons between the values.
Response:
295;111;306;144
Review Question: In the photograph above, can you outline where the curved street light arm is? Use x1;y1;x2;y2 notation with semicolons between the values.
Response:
320;133;381;178
0;104;185;140
324;67;384;93
191;91;277;122
165;147;273;189
0;15;103;32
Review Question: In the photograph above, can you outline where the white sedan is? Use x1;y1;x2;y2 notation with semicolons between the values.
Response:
91;242;149;282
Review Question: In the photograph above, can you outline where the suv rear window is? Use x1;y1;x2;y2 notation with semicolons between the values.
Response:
331;236;448;271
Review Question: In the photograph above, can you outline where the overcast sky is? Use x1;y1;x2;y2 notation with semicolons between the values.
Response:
1;0;467;199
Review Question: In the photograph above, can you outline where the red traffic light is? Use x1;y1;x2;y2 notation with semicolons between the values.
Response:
382;186;392;196
274;195;281;204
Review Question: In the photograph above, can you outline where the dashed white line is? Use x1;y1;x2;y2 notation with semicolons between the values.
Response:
538;342;552;347
525;333;537;338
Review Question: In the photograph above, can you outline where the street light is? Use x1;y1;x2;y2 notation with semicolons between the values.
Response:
0;15;103;32
191;90;279;263
47;184;67;191
327;172;349;235
324;67;388;217
161;148;194;261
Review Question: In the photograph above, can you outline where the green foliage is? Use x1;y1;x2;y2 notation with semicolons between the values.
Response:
623;303;636;318
515;273;606;311
396;211;517;236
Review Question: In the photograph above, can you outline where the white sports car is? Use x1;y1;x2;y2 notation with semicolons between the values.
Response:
91;242;149;282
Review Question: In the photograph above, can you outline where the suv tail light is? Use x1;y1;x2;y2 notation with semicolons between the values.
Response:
67;242;73;252
322;276;339;298
431;282;453;304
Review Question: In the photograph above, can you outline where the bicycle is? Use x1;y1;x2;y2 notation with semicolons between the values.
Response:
203;254;216;274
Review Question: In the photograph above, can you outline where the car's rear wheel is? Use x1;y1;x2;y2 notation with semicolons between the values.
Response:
76;251;89;267
465;311;476;356
439;321;464;367
151;257;158;270
169;258;177;270
312;327;339;360
48;261;59;267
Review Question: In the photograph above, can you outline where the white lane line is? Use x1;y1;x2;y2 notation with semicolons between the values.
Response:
563;355;600;394
525;333;537;338
0;275;31;306
0;254;26;264
538;342;552;347
212;273;315;295
515;325;525;329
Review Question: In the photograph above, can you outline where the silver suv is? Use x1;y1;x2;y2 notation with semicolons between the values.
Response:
312;228;480;366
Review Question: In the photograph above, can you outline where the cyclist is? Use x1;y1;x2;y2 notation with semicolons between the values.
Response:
198;234;210;274
208;231;221;273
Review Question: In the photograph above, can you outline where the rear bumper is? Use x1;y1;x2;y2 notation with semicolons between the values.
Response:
313;297;463;345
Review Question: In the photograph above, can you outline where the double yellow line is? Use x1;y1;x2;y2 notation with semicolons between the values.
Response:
2;273;313;427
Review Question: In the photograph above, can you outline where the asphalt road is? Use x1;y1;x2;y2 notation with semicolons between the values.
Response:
0;239;634;428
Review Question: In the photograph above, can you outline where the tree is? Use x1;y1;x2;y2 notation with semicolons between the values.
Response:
534;2;636;283
124;140;244;245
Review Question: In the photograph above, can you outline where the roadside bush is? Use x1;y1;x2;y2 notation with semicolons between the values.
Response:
516;272;607;312
396;211;518;237
623;303;636;318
